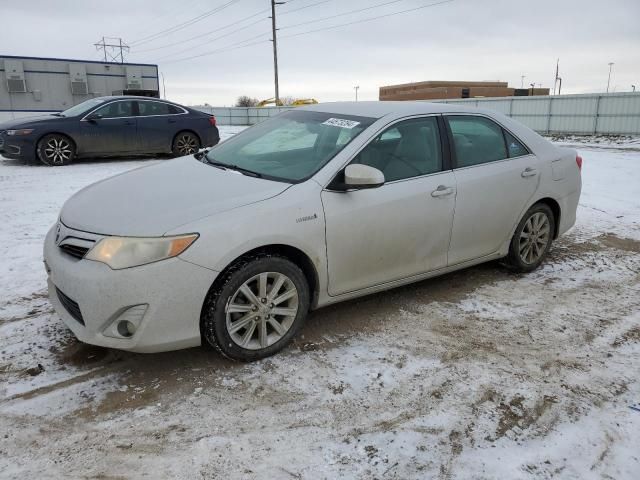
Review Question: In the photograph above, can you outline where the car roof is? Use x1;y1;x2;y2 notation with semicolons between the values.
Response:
96;95;183;104
300;101;491;119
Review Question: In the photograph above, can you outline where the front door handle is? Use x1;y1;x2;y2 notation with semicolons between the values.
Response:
431;185;455;197
521;167;538;177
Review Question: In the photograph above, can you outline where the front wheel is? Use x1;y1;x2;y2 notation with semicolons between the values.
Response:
506;203;555;272
37;134;75;166
202;256;310;361
172;131;200;157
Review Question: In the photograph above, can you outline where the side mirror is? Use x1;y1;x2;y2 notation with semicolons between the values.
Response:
344;164;385;189
86;113;102;122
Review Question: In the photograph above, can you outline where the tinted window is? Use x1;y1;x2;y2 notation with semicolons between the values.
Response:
352;117;442;182
92;101;135;119
505;131;529;158
138;101;173;116
447;116;507;167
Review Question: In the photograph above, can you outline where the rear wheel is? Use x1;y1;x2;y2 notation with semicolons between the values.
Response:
37;134;75;166
202;255;310;361
172;131;200;157
506;203;555;272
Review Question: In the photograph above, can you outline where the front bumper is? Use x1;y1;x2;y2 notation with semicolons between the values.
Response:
43;225;219;353
0;133;36;160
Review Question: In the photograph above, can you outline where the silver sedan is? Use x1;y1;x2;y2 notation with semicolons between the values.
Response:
44;102;582;361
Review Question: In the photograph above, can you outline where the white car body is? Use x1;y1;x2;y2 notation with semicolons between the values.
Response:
44;102;581;353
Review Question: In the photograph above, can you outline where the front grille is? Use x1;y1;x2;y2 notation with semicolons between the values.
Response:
0;131;5;149
59;243;90;259
56;287;85;326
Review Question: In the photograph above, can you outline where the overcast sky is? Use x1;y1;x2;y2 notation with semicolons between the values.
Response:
2;0;639;105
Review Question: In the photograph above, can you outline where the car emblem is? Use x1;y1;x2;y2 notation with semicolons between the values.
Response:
55;223;61;244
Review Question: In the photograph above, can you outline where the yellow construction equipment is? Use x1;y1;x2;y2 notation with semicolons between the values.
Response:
256;98;319;107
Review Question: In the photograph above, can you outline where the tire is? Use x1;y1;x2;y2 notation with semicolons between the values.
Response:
37;134;76;166
172;131;200;157
202;255;310;361
505;203;555;272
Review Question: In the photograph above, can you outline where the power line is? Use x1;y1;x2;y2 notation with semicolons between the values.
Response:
158;28;270;61
279;0;408;30
129;0;241;47
160;0;453;65
279;0;454;39
138;14;268;55
279;0;332;16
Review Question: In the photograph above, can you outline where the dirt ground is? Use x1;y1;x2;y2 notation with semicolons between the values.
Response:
1;139;639;479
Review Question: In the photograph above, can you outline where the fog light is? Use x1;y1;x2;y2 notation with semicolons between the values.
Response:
103;304;148;339
117;320;137;337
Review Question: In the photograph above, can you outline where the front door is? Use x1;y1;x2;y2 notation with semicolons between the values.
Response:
445;115;540;265
321;116;456;296
81;100;139;155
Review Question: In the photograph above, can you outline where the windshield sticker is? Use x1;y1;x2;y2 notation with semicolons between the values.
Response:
322;118;360;129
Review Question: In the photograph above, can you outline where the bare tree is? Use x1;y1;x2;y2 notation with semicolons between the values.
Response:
279;96;296;106
235;96;259;107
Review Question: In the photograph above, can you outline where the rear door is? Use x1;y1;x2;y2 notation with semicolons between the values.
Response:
322;116;456;295
80;100;139;155
445;115;539;265
135;100;185;153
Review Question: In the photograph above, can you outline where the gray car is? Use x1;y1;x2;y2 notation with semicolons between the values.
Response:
43;102;582;361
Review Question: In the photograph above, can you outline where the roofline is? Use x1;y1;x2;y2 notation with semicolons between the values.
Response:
0;54;158;68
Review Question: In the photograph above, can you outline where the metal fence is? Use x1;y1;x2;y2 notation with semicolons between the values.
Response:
432;92;640;135
190;105;293;126
192;93;640;135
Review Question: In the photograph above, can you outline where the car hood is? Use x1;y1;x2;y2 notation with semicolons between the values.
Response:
61;156;292;236
0;115;62;130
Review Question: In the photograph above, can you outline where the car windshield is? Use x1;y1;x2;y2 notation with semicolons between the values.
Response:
59;98;108;117
205;110;375;182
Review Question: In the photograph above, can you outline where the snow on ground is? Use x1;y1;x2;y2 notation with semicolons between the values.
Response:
0;131;639;479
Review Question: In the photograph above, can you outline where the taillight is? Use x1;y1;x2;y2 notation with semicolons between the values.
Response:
576;155;583;171
208;116;217;127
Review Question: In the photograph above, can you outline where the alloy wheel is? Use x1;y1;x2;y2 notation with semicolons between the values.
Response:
44;137;73;165
225;272;299;350
176;134;198;155
518;212;551;265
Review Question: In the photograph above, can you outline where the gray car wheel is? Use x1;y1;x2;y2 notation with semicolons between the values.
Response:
506;203;555;272
37;134;76;166
201;255;310;361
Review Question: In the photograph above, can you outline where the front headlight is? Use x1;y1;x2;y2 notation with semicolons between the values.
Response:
85;234;198;270
6;129;34;136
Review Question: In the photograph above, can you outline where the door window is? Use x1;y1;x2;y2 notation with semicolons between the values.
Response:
91;101;135;119
138;101;175;116
352;117;442;182
447;116;508;167
504;131;529;158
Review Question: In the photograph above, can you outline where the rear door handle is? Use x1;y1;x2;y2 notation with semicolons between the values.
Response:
431;185;455;197
521;167;538;177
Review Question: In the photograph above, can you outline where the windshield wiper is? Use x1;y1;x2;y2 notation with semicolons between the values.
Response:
201;154;262;178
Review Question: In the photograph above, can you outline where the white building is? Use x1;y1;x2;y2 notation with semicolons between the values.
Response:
0;55;159;122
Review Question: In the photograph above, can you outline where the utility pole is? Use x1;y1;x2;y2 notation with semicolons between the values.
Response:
521;75;525;88
633;85;636;92
530;83;535;96
161;72;167;99
354;85;359;101
606;62;614;93
553;58;559;95
270;0;285;105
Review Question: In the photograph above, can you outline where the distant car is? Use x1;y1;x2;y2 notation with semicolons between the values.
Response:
0;96;219;165
44;102;581;361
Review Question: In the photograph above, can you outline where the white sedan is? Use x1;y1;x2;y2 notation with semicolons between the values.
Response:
44;102;582;361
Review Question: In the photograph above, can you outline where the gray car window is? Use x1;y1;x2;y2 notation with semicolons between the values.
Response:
447;116;508;167
352;117;443;182
504;130;529;158
92;101;136;119
138;101;173;116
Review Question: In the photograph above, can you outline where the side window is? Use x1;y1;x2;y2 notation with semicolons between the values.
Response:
92;101;135;119
504;131;529;158
352;117;442;182
447;116;507;167
138;101;173;116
